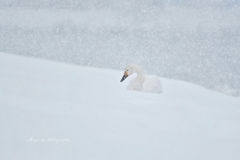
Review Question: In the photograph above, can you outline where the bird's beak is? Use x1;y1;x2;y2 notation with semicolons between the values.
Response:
120;71;128;82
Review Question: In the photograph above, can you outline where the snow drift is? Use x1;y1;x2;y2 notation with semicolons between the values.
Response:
1;52;240;160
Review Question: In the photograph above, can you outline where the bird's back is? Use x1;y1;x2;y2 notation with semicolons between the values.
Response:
142;75;162;93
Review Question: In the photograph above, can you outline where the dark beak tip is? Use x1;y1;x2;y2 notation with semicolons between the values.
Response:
120;75;128;82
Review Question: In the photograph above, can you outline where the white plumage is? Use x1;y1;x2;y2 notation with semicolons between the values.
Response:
120;64;162;93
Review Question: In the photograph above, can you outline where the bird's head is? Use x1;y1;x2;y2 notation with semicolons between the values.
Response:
120;65;135;82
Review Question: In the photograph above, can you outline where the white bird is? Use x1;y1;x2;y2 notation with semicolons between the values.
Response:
120;64;162;93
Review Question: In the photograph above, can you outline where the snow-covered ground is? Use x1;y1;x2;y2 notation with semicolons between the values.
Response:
1;52;240;160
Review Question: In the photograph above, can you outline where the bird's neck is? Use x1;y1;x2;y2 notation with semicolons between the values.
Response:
131;64;145;83
135;70;145;83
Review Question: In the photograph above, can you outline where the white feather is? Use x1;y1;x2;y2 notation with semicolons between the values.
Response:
122;64;162;93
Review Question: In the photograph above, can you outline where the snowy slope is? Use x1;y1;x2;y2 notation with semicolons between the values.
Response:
1;52;240;160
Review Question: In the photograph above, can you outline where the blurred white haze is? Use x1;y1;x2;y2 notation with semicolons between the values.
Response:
0;0;240;96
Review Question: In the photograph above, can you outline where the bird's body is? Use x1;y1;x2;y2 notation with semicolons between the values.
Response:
120;64;162;93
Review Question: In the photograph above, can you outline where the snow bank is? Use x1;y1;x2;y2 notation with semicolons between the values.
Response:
1;52;240;160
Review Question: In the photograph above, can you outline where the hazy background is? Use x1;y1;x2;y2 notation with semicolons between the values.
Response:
0;0;240;96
